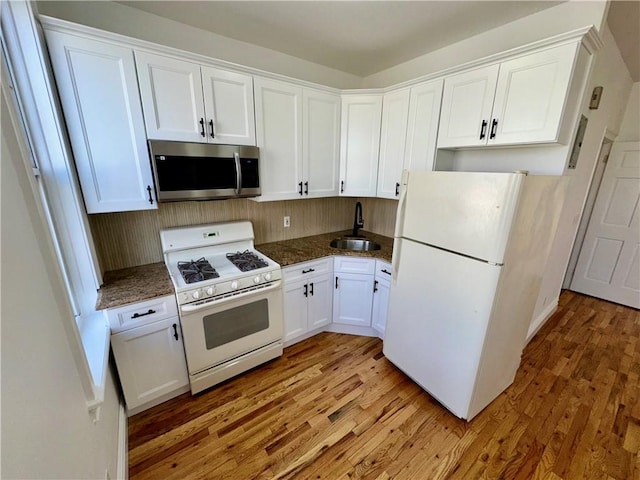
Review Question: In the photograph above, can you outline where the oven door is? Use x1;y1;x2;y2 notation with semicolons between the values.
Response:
178;283;283;375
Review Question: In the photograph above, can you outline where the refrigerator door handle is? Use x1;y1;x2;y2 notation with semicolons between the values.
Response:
391;239;402;283
393;170;409;238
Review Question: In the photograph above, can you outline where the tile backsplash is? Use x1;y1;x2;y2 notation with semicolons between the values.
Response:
89;197;397;273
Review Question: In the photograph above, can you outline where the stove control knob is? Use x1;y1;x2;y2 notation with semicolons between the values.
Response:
264;272;272;281
231;280;239;290
206;287;214;296
254;276;261;284
192;290;201;300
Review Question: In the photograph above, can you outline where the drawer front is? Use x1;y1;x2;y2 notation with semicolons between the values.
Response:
334;256;375;275
375;260;393;279
107;295;178;333
283;258;332;283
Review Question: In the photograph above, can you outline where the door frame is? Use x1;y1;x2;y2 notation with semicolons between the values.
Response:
563;135;614;288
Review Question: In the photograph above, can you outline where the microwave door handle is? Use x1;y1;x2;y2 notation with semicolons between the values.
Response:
234;152;242;195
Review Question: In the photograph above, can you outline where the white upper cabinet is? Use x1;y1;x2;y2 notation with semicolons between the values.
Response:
303;89;341;198
254;77;304;200
254;80;340;201
377;89;411;199
403;79;444;171
377;79;443;199
339;94;383;197
437;65;499;148
45;31;157;213
136;52;255;145
201;66;256;145
437;43;579;148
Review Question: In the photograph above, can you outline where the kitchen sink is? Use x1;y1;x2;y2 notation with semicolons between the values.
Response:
329;238;381;251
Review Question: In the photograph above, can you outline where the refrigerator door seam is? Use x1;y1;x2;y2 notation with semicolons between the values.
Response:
402;237;505;266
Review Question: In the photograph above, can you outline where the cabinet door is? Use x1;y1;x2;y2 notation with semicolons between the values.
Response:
111;317;189;410
333;273;374;326
45;31;156;213
135;52;206;142
339;95;382;197
303;89;341;198
377;89;411;199
437;65;499;148
254;77;304;201
489;43;578;146
307;274;332;330
283;279;308;342
201;66;256;146
404;79;443;171
371;276;391;337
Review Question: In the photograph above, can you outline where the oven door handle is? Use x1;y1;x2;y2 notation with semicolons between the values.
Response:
180;281;282;313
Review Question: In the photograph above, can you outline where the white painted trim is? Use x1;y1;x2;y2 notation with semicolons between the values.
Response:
117;403;128;480
39;15;601;97
526;298;559;344
125;385;190;417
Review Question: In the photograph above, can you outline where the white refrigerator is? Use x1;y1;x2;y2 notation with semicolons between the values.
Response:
383;170;566;420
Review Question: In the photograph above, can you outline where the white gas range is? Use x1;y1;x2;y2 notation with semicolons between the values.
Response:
161;221;283;394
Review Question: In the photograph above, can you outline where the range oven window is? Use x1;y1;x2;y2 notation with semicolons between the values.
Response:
202;299;269;350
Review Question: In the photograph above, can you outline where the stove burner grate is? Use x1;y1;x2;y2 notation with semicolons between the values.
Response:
226;250;269;272
177;257;219;284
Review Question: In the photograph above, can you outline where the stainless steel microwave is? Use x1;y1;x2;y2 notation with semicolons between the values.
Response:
148;140;260;202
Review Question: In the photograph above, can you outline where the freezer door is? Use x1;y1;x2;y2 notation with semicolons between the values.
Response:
396;171;524;264
383;238;502;419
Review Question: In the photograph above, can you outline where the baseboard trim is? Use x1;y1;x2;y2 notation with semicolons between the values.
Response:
117;402;128;480
526;299;559;344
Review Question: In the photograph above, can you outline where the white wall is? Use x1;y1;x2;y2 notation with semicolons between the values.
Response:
362;0;608;88
1;88;121;479
617;82;640;141
528;25;634;337
36;0;362;89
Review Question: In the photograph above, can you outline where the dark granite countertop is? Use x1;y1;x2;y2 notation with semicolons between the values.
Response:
96;230;393;310
256;230;393;267
95;262;174;310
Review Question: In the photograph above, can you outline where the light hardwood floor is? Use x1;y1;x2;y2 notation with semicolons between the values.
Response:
128;291;640;479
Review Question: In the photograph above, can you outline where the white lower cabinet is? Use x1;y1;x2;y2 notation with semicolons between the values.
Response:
371;260;393;337
107;295;189;415
332;257;375;327
283;259;333;343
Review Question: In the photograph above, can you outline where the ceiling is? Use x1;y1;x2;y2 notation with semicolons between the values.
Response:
117;1;639;80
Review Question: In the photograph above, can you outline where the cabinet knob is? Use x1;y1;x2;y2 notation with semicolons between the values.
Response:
298;182;303;196
199;118;205;137
304;181;309;195
340;181;344;193
146;185;154;205
309;282;314;296
373;280;379;293
209;119;215;138
480;120;488;140
490;119;498;139
395;182;400;196
172;323;179;341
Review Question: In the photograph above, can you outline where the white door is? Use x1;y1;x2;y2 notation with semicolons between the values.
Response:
490;43;578;146
571;142;640;308
333;273;374;326
437;64;499;148
308;275;333;330
339;94;382;196
135;52;206;142
377;88;411;199
303;89;341;198
111;318;189;410
201;66;256;146
403;79;443;172
254;77;303;200
45;31;156;213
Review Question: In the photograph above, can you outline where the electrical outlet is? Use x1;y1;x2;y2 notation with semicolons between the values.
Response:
283;216;290;228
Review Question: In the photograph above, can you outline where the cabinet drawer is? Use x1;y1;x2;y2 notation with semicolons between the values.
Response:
375;260;393;279
106;295;178;333
283;258;332;283
334;256;375;275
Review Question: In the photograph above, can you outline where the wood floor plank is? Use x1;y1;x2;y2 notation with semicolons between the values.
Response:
129;291;640;479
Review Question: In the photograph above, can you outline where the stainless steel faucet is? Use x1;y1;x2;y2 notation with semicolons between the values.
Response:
352;201;364;237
